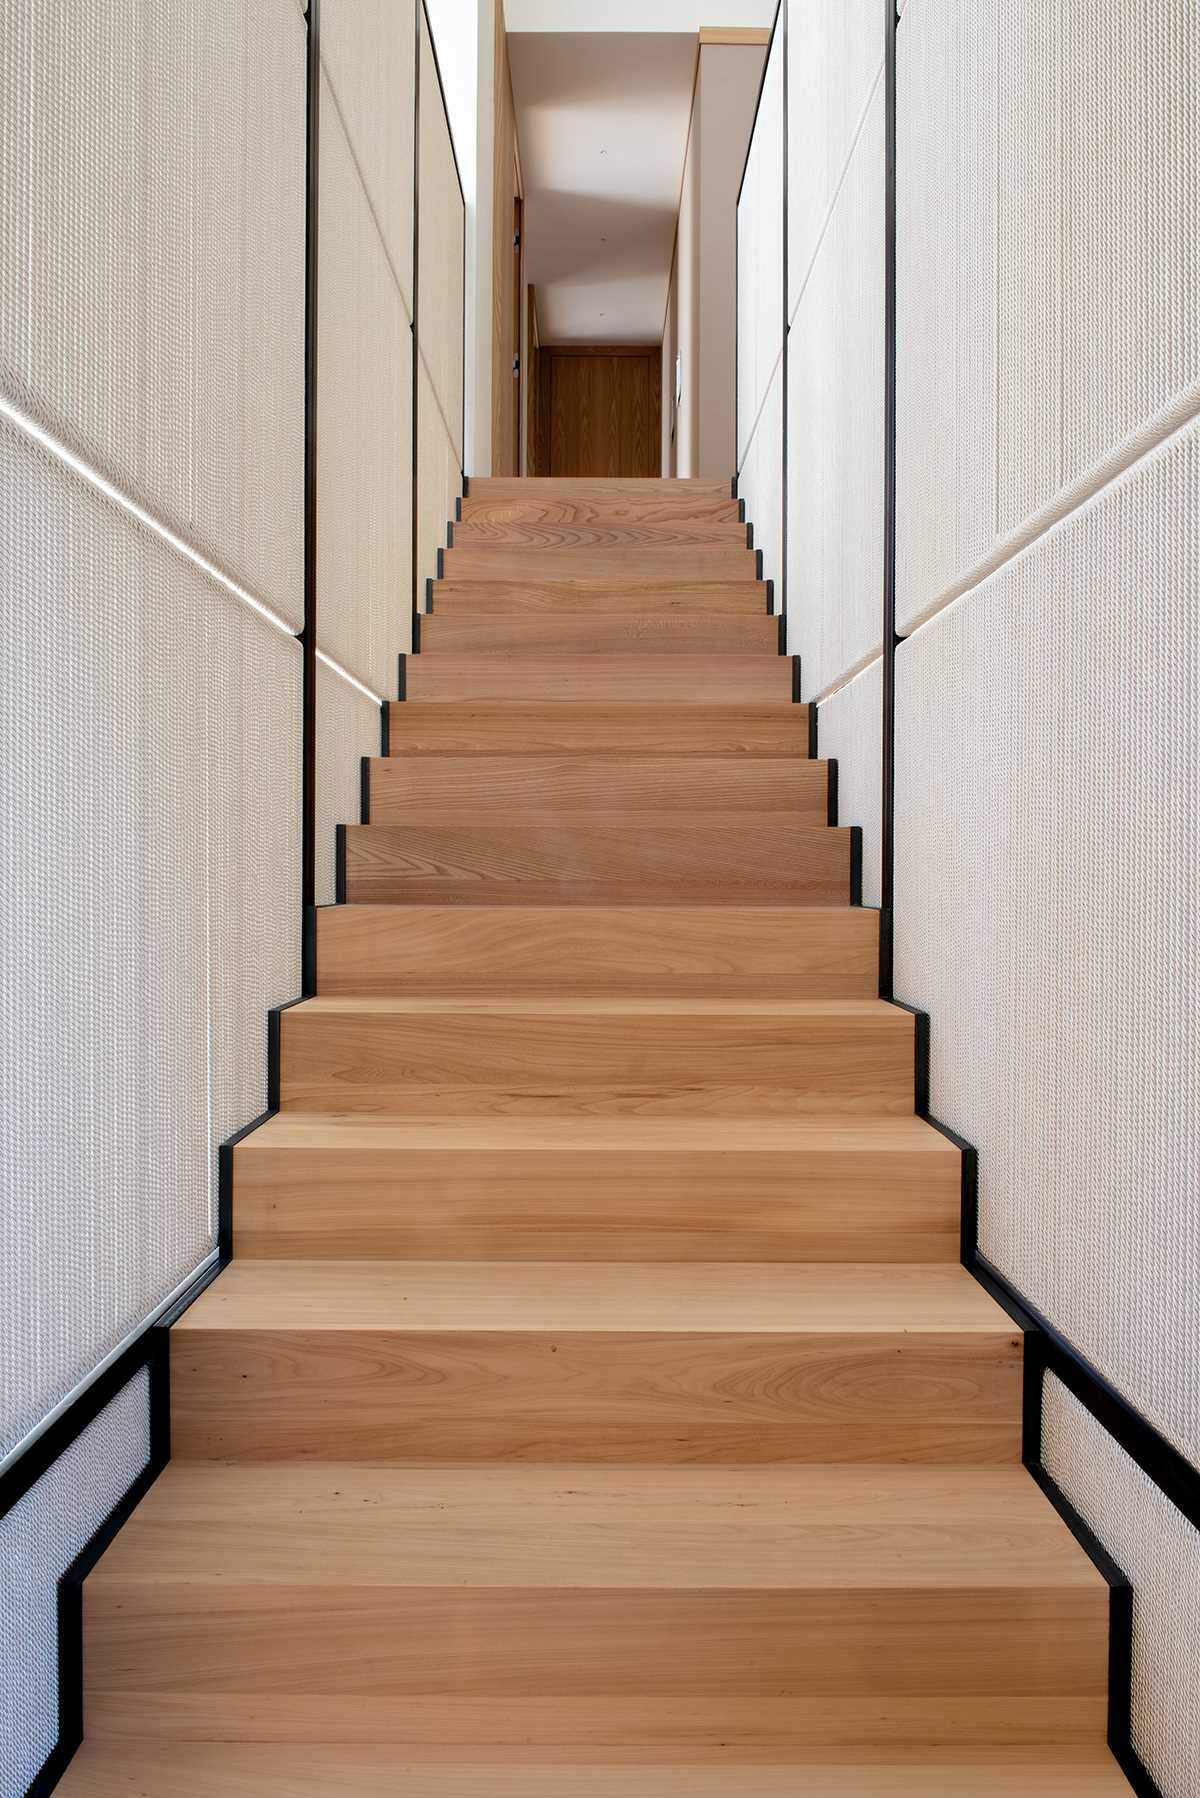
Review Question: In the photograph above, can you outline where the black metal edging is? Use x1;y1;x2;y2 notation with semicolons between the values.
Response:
881;998;1180;1797
878;0;898;1003
300;0;322;998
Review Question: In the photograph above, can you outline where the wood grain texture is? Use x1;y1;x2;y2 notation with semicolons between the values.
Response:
57;1746;1133;1794
315;905;878;996
234;1114;960;1262
403;654;792;703
430;578;768;611
387;703;806;755
459;492;741;524
84;1464;1103;1590
367;756;829;822
421;609;778;654
171;1263;1022;1463
342;819;854;904
547;349;661;479
276;996;915;1117
451;521;750;547
442;544;757;581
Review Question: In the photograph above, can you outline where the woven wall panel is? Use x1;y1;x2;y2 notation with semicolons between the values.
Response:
736;22;783;467
1042;1376;1200;1798
895;0;996;636
0;416;301;1459
786;78;884;699
738;360;783;605
318;69;415;692
897;0;1200;633
786;0;884;317
0;0;306;627
417;14;465;466
816;656;882;909
315;661;381;909
894;416;1200;1465
321;0;415;317
0;1373;150;1797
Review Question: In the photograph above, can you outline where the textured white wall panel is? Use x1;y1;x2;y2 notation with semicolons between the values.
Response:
786;79;884;698
321;0;416;316
318;72;416;690
418;15;466;465
0;0;306;627
0;418;301;1459
897;0;1200;634
736;20;783;466
417;355;464;604
738;361;783;603
786;0;883;316
1042;1377;1200;1798
895;0;997;636
816;656;882;909
894;416;1200;1465
316;661;382;908
0;1373;150;1797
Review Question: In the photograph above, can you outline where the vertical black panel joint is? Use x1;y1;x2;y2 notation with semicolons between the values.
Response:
359;755;371;825
791;656;803;703
808;699;819;759
848;826;863;905
826;757;839;827
397;653;407;701
335;822;347;905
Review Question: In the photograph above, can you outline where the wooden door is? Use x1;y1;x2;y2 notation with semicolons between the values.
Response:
547;346;662;477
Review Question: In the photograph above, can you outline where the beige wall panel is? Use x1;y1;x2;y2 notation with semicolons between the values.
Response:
419;14;466;464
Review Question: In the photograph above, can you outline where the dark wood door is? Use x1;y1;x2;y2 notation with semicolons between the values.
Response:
547;346;661;477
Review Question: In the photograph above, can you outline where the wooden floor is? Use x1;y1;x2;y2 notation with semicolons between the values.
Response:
62;478;1128;1794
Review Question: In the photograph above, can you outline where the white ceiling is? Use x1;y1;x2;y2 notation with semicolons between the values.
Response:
508;31;703;345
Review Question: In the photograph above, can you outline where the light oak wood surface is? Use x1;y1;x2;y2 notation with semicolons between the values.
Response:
342;819;854;905
451;520;751;547
233;1113;961;1262
443;544;758;582
315;904;879;996
57;1746;1134;1794
70;477;1119;1782
276;995;915;1116
387;703;805;755
430;577;768;611
459;492;741;524
404;652;792;703
366;755;829;821
421;608;778;654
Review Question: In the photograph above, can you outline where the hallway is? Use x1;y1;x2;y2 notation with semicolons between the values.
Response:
4;2;1198;1794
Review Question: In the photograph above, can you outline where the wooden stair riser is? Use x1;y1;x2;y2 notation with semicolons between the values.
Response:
402;654;792;704
442;547;760;583
315;906;878;997
277;1005;913;1117
365;757;830;824
465;478;736;500
457;497;743;526
83;1586;1102;1740
450;522;752;548
419;611;779;655
428;580;769;614
170;1329;1021;1463
386;704;806;755
341;822;855;905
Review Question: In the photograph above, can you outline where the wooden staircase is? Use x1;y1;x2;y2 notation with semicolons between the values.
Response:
62;478;1128;1794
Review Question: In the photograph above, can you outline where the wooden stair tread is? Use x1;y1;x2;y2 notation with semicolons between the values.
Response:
174;1260;1013;1335
419;612;779;653
291;995;895;1017
241;1112;958;1155
466;478;736;496
58;1746;1132;1794
85;1463;1102;1591
442;547;759;582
